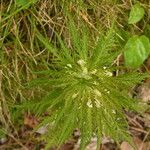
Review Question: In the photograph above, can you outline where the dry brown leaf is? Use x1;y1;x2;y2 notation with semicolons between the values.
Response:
137;84;150;102
24;114;39;128
120;142;133;150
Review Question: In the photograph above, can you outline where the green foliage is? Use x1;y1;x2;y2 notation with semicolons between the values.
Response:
128;3;145;24
21;20;147;150
124;35;150;68
16;0;29;6
16;0;38;7
0;128;6;141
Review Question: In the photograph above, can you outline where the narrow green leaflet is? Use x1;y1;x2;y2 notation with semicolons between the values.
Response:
128;3;145;24
16;0;28;6
124;35;150;68
0;129;5;139
16;0;38;8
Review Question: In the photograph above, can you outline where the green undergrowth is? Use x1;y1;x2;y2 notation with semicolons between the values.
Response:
1;0;150;149
22;20;148;150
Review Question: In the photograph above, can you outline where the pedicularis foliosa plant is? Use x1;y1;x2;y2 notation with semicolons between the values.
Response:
24;19;146;150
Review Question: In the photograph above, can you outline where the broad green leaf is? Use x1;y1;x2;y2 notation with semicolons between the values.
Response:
128;3;145;24
124;35;150;68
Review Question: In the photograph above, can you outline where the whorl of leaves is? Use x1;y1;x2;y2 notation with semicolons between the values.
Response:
21;19;146;150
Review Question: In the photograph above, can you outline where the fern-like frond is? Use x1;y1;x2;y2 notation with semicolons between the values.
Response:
20;19;147;149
